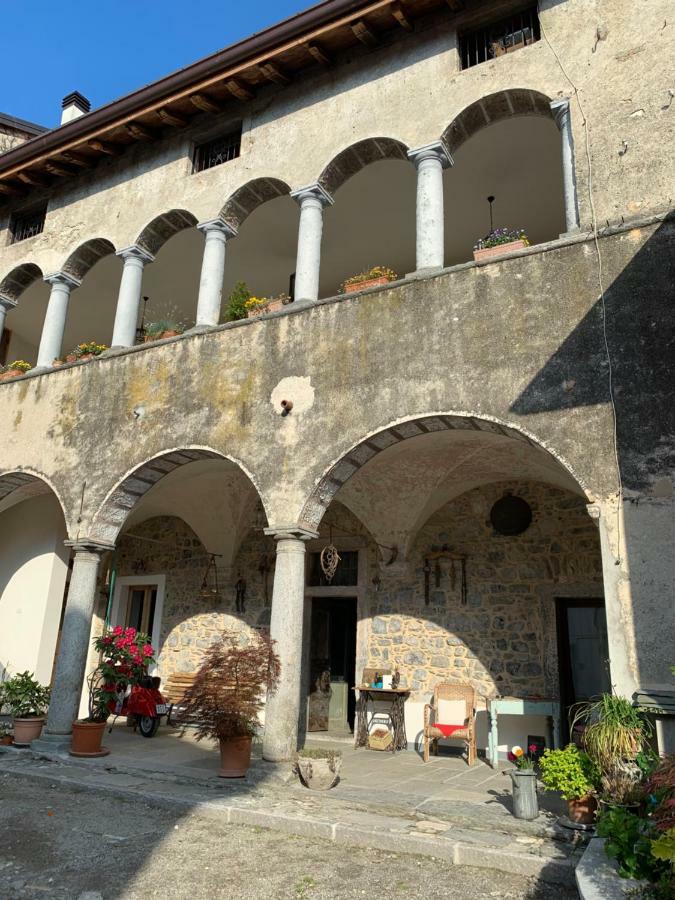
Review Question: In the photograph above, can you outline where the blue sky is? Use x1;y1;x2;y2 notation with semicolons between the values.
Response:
2;1;311;128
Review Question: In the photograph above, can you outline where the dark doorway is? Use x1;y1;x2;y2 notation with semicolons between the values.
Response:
556;598;611;740
307;597;357;733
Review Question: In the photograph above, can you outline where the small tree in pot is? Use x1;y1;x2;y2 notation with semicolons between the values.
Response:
3;671;50;745
180;631;280;778
539;743;601;824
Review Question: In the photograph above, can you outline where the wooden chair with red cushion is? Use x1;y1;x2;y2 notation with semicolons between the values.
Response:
423;682;477;765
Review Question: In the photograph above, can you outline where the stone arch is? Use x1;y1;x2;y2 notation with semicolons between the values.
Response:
0;262;43;304
90;446;269;546
62;238;116;282
299;411;591;531
0;468;71;534
318;137;410;196
442;89;555;156
219;178;291;231
135;209;198;256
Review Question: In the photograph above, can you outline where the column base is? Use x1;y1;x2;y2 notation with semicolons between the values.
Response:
405;266;444;279
31;732;72;754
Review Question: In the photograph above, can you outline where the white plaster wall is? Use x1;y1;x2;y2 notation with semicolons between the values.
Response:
0;494;68;684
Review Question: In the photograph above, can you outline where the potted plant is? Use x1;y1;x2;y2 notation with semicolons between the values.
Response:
0;360;32;381
65;342;107;363
71;626;155;757
295;748;342;790
508;743;539;820
0;721;12;745
539;743;600;824
180;630;280;778
224;281;252;322
340;266;398;293
3;671;50;745
473;228;530;261
143;319;186;341
244;293;291;318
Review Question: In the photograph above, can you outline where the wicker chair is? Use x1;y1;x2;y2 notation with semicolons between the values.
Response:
423;682;477;765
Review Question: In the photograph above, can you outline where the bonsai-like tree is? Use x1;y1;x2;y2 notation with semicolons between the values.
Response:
181;631;280;742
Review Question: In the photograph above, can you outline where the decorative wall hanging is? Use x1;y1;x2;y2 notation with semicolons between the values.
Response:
235;576;247;613
320;527;341;583
423;547;468;605
490;493;533;536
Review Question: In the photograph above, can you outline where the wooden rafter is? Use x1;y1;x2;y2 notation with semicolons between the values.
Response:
0;182;24;197
60;151;90;168
351;20;378;46
445;0;464;10
125;122;156;141
45;162;76;177
156;107;189;127
306;42;332;65
391;3;413;31
258;61;291;84
189;93;221;114
88;139;121;156
225;78;254;101
17;171;50;188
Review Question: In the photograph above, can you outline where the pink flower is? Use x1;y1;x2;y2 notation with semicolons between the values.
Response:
129;645;139;657
132;655;143;666
507;751;516;762
112;626;123;636
125;627;137;638
101;636;113;646
142;644;154;657
528;744;538;754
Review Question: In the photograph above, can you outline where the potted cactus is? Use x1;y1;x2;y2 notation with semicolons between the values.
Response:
2;671;50;745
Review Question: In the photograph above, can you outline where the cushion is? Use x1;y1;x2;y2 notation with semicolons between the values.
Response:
437;698;467;726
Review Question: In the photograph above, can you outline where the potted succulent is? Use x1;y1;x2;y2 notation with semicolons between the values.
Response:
143;319;186;341
244;293;291;318
295;748;342;790
65;342;107;363
473;228;530;261
180;631;280;778
539;743;600;824
341;266;398;293
71;626;155;757
3;671;50;745
0;360;32;381
508;743;539;820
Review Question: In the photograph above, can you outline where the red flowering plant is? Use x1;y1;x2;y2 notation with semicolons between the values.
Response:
83;627;156;723
508;744;539;770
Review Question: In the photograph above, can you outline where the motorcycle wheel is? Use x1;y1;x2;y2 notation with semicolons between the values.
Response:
138;716;160;738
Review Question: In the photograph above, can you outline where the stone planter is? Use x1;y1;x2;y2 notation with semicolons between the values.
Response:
567;794;597;825
296;754;342;790
12;717;45;746
510;769;539;819
218;735;252;777
344;276;392;293
473;239;527;261
69;720;110;757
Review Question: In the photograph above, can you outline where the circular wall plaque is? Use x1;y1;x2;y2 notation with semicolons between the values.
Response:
490;494;532;536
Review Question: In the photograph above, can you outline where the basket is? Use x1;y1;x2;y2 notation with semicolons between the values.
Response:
368;728;393;751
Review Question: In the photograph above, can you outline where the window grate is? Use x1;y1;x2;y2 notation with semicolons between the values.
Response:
11;205;46;243
194;128;242;173
459;6;540;70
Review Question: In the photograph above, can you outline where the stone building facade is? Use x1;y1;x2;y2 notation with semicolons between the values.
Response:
0;0;673;760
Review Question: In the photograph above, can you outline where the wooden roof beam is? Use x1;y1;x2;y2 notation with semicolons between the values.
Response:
306;42;332;65
445;0;465;10
0;182;24;197
258;61;291;85
351;20;379;46
391;3;413;31
88;139;121;156
125;122;157;141
190;93;222;114
157;107;189;127
225;78;254;102
17;171;50;188
60;150;91;168
45;161;76;177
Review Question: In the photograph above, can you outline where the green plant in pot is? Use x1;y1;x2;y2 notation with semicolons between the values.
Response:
539;743;600;824
224;281;252;322
3;671;50;745
143;319;186;341
296;748;343;790
180;630;280;778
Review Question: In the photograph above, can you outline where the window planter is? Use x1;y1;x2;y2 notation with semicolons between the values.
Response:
344;276;392;293
473;239;528;261
0;368;26;381
246;296;290;318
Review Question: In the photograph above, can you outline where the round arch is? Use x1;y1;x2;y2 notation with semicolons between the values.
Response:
317;137;410;196
442;88;555;157
135;209;198;257
62;238;116;282
219;177;291;231
0;468;72;534
0;262;43;304
299;411;591;532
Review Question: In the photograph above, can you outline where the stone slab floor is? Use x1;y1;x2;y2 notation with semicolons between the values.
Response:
0;776;577;900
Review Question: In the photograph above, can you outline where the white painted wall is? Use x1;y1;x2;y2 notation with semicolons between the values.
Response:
0;494;68;684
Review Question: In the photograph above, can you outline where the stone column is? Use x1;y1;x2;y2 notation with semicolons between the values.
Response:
407;141;453;272
290;184;333;303
33;540;113;750
550;99;580;233
0;296;17;348
111;245;154;348
36;273;80;369
193;219;237;329
262;527;317;761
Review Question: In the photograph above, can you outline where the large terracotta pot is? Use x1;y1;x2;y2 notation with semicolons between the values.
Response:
69;721;110;758
218;735;252;777
345;276;392;293
473;239;527;261
567;794;597;824
13;717;45;746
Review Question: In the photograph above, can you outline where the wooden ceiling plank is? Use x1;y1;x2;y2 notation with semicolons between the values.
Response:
351;20;379;46
225;78;254;101
306;42;332;65
391;3;413;31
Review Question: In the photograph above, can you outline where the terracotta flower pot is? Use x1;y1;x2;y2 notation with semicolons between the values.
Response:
78;353;94;361
12;717;45;746
1;735;13;745
247;298;288;318
473;239;527;261
567;794;597;824
145;330;180;341
0;368;26;381
345;276;392;293
296;755;342;790
69;720;110;758
218;735;252;777
65;354;78;363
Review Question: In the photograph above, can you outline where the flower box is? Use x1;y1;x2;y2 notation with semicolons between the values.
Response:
473;239;528;261
345;276;392;293
246;296;290;318
0;368;26;381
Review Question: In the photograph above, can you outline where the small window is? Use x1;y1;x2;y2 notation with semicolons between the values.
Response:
308;550;359;587
193;128;242;173
11;204;46;243
459;6;540;70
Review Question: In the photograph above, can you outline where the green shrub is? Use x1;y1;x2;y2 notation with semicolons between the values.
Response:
538;743;600;800
597;807;670;885
225;282;251;321
3;671;50;718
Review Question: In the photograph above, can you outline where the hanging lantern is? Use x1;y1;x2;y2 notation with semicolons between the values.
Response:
199;553;221;603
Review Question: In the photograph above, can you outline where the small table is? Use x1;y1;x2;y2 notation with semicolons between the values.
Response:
354;686;410;752
487;696;561;769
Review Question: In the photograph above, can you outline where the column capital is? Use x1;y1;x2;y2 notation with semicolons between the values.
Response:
64;538;115;555
550;98;571;130
407;140;453;169
264;525;319;542
586;503;601;522
0;295;17;312
197;217;238;239
116;244;155;264
290;183;334;208
44;271;81;290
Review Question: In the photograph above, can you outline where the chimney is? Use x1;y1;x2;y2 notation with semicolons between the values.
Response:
61;91;91;125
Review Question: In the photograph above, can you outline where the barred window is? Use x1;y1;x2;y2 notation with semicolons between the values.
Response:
11;205;46;243
459;6;540;70
193;128;242;173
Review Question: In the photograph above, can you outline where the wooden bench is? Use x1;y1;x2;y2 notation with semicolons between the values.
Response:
163;672;197;726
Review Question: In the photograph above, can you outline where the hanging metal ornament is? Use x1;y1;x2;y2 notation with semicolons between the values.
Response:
320;528;341;583
199;553;221;604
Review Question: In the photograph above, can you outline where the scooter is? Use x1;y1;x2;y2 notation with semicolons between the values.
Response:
111;675;169;738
